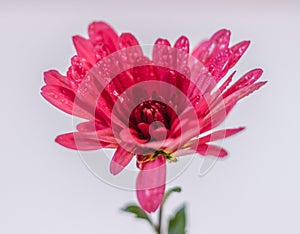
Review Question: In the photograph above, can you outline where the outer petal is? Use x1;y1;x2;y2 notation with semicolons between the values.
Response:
192;29;230;63
44;70;69;88
198;127;245;144
55;131;117;150
174;36;190;75
41;85;94;120
88;21;119;51
119;33;141;49
229;40;250;68
174;35;189;54
136;155;166;213
192;29;244;81
93;43;112;61
152;38;173;71
72;35;96;64
184;127;244;148
197;144;228;157
170;107;200;143
222;81;267;106
76;121;109;132
118;33;143;67
208;48;231;81
202;80;266;132
223;69;263;98
200;100;236;133
219;71;236;93
110;146;134;175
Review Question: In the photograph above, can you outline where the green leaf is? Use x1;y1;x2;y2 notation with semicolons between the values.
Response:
163;186;182;205
168;205;186;234
121;204;153;226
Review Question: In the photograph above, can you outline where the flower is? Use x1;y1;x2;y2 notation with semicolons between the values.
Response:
41;21;266;213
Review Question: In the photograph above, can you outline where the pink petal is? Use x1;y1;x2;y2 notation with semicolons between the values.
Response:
119;128;148;144
197;144;228;157
198;127;245;144
72;35;96;64
223;69;263;98
223;81;267;105
93;42;112;61
137;123;150;139
174;36;190;74
41;85;94;120
199;101;235;133
66;56;91;90
149;126;169;141
88;21;119;51
229;40;250;68
202;80;266;132
173;148;196;157
218;71;236;93
191;40;210;62
136;155;166;213
208;48;231;81
55;131;117;150
174;35;189;54
110;146;134;175
192;29;230;63
95;128;119;143
170;107;200;143
118;33;143;67
119;33;141;48
44;70;69;88
192;29;233;81
177;119;201;147
209;29;231;50
154;38;171;47
76;121;109;132
152;38;173;72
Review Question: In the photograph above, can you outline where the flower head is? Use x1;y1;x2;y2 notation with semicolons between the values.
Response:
41;22;266;213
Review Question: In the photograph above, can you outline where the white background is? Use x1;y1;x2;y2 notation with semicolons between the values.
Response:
1;0;300;233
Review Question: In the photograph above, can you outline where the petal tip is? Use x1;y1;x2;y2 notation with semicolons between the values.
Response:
219;150;228;158
213;29;231;38
55;134;68;146
244;40;251;46
237;126;246;132
109;161;122;175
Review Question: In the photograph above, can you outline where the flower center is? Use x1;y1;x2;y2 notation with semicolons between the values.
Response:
137;150;177;166
129;100;176;142
153;150;178;163
130;100;171;128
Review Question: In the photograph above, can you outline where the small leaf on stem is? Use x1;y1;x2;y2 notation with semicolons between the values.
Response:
168;205;186;234
121;204;154;226
163;186;182;204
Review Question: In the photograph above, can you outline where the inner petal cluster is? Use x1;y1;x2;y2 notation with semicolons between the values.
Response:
129;100;174;142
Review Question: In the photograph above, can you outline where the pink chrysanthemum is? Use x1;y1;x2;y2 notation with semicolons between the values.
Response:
41;22;266;213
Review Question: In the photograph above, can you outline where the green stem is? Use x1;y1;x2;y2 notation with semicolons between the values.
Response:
156;203;163;234
155;186;182;234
